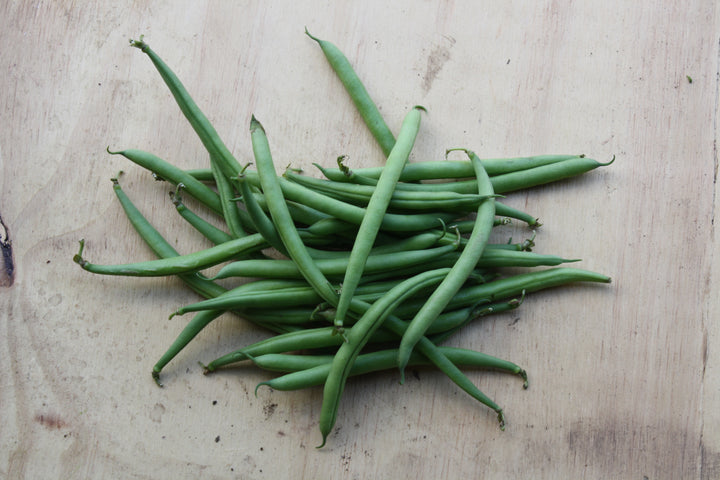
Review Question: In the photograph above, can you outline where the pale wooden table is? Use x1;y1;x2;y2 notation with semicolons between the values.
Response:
2;2;719;479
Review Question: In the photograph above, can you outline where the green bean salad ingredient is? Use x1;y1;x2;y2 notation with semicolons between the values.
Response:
74;30;613;448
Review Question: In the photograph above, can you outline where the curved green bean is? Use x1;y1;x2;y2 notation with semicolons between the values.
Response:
398;149;496;379
255;346;526;391
73;232;268;277
129;36;245;179
319;267;450;447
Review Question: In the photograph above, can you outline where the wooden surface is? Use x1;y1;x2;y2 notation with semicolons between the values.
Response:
1;1;719;478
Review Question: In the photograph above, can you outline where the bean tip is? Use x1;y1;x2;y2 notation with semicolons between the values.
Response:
249;115;264;133
129;35;149;52
316;434;328;449
199;361;213;375
254;382;267;397
152;370;164;388
519;370;529;389
73;239;88;268
497;410;506;431
304;27;320;43
599;154;616;167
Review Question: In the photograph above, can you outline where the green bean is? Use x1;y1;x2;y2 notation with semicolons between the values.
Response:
393;267;612;319
334;106;424;331
398;150;496;379
255;346;526;390
428;294;524;345
107;176;227;299
319;157;613;197
305;28;396;157
356;301;508;431
184;168;215;182
107;148;224;215
108;177;282;386
236;173;288;254
316;154;583;181
494;202;540;227
437;249;580;269
170;186;234;245
171;276;407;318
129;37;245;179
489;155;615;194
73;232;268;277
285;169;492;212
242;170;460;232
210;159;246;238
173;285;326;316
152;309;224;386
238;307;319;326
202;326;397;372
211;243;456;280
305;231;442;261
250;116;340;316
319;267;450;447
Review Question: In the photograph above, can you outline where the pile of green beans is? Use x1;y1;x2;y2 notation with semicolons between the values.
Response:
74;31;613;448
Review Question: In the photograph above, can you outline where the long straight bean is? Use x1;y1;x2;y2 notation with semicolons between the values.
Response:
169;187;234;245
250;116;340;313
334;106;424;330
107;148;224;215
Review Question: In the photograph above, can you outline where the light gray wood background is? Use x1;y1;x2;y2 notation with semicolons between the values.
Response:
2;1;718;478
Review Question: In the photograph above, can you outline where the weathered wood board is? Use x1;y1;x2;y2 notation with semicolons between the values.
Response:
1;1;719;478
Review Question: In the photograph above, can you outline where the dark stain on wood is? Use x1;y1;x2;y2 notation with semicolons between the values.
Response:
35;413;66;430
0;212;14;287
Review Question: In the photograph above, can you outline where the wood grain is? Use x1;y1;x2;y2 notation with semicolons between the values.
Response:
1;1;718;478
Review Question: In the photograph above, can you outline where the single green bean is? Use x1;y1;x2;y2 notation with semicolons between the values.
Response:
211;243;456;280
211;159;246;238
202;326;396;372
73;232;268;277
319;267;450;447
489;156;615;194
334;106;424;331
285;169;492;212
316;154;583;181
152;309;224;386
170;186;234;245
107;147;224;215
254;346;526;390
129;36;245;179
398;150;496;379
250;116;340;315
306;28;396;157
393;267;612;319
